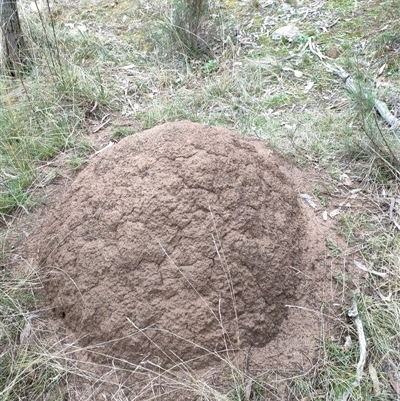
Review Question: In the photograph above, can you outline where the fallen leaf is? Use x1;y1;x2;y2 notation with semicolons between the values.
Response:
343;335;352;350
282;67;302;77
369;363;380;395
19;321;32;345
329;209;340;218
354;260;387;277
271;24;301;42
383;360;400;395
379;292;392;302
388;371;400;395
300;193;317;209
303;81;314;93
340;173;353;187
378;63;387;76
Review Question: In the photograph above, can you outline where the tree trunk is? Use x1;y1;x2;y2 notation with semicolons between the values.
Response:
0;0;29;73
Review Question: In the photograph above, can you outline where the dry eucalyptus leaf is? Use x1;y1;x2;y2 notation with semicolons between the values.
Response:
354;260;387;277
303;81;314;93
379;292;392;302
368;363;380;395
329;209;340;218
388;370;400;395
300;193;317;209
271;24;301;41
282;67;303;77
378;64;387;76
19;321;32;345
343;335;352;350
340;173;353;187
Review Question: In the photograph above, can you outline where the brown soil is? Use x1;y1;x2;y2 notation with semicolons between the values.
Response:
27;121;335;399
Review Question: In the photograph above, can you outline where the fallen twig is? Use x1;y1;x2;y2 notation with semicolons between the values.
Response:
354;260;387;277
90;141;114;158
93;114;111;133
306;39;400;130
299;193;317;209
341;299;367;401
374;99;399;128
328;64;400;130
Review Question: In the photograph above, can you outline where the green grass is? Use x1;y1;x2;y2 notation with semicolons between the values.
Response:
291;288;400;400
0;87;90;215
0;13;119;215
111;126;138;140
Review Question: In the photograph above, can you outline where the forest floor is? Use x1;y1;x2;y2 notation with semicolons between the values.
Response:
1;0;400;399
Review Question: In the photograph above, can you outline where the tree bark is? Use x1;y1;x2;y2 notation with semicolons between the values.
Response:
0;0;28;73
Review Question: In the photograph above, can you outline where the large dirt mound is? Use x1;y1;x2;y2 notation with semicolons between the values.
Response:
38;121;317;368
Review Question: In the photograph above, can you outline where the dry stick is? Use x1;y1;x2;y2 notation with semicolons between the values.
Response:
341;300;367;401
325;63;400;131
93;115;111;133
307;38;400;180
353;260;387;277
305;38;400;131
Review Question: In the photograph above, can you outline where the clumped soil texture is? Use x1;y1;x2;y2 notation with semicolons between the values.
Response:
37;121;324;372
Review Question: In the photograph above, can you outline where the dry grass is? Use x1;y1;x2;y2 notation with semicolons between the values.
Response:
1;0;400;398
